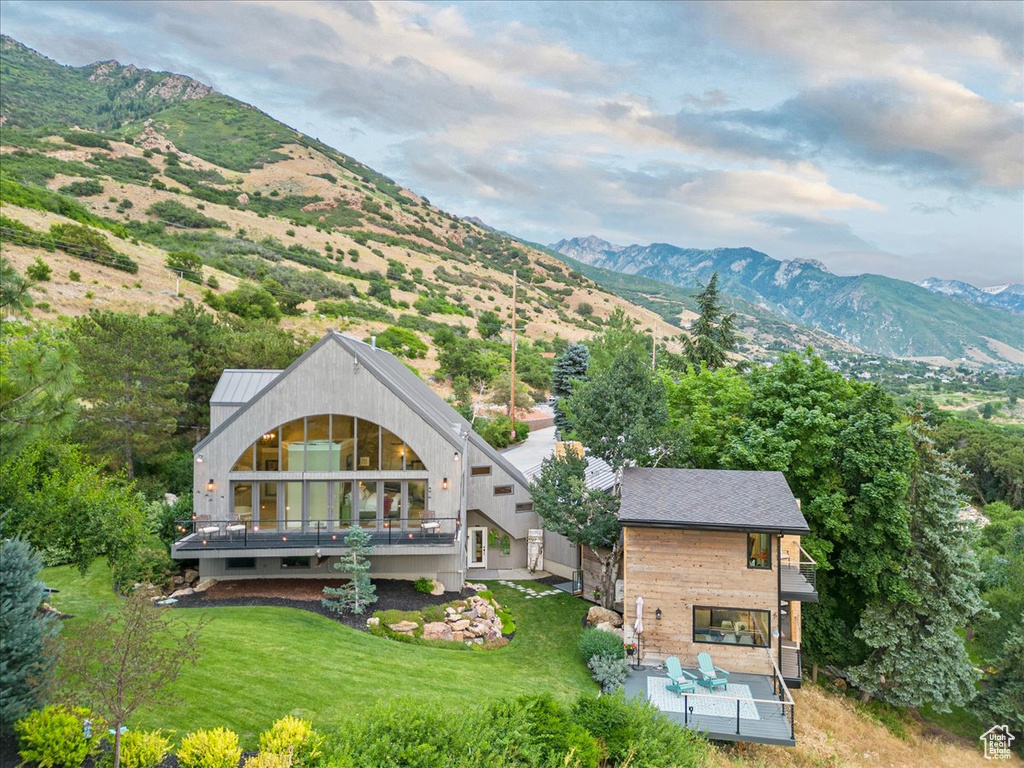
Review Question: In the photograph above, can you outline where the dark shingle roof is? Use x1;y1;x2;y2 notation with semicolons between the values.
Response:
618;468;809;533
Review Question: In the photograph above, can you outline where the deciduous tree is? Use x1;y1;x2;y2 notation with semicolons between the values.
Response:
531;452;621;609
59;591;204;768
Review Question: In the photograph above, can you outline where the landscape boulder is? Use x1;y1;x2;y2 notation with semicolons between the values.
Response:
587;605;623;627
422;622;453;641
595;621;624;639
366;617;380;630
430;579;445;596
193;578;217;593
388;620;418;635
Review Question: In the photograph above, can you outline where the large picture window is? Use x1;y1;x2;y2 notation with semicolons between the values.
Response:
231;415;426;475
693;606;770;648
747;533;771;569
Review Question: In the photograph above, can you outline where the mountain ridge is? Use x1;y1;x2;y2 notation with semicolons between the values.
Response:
550;236;1023;365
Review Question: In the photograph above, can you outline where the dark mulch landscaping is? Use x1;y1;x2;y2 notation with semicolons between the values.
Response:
171;578;463;631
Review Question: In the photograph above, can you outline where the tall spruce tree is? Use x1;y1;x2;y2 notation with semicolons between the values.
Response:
73;311;191;478
551;343;589;436
322;527;377;615
848;412;984;709
682;272;737;370
0;537;59;734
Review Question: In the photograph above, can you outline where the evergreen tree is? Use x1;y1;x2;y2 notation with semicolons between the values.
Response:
0;322;79;463
73;311;191;478
322;527;377;615
0;255;35;317
0;537;59;735
848;412;984;710
565;343;670;473
979;614;1024;746
552;343;588;436
530;452;621;609
681;272;737;370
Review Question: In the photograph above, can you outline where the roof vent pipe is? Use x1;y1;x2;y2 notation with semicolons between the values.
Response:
371;335;376;349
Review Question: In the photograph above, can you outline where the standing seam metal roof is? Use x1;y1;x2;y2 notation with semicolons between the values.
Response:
210;370;282;404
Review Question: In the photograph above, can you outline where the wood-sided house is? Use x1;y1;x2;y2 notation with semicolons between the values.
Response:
619;468;817;689
174;331;573;589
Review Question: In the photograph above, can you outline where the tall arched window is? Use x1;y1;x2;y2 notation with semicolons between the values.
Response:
229;415;427;533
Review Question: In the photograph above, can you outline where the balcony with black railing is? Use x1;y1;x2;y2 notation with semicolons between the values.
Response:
780;545;818;603
172;517;459;553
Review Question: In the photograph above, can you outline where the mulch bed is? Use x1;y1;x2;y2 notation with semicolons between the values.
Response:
171;578;462;631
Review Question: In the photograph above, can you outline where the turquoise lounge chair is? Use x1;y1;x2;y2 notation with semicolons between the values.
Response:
696;652;730;691
665;656;698;696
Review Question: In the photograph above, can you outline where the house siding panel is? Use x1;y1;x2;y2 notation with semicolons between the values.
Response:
623;526;779;676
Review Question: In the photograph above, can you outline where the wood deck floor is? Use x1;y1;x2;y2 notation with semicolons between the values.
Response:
623;665;796;746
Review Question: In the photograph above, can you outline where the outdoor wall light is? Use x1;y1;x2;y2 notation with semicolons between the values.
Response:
655;608;663;621
454;451;461;461
206;479;215;491
442;477;449;490
195;454;204;463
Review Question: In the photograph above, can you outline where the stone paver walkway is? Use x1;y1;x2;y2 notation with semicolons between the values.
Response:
498;579;562;598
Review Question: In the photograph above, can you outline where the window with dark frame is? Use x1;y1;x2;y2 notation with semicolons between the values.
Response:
493;485;513;496
281;556;311;569
692;606;771;648
226;557;256;570
747;532;772;569
515;502;534;513
470;465;492;476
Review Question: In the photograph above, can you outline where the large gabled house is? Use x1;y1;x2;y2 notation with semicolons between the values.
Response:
174;331;574;589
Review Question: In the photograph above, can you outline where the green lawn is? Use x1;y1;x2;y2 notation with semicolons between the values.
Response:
42;564;596;747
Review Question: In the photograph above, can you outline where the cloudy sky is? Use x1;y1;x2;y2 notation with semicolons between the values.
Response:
2;1;1022;286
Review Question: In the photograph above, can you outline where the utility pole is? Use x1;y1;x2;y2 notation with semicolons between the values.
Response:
510;269;517;441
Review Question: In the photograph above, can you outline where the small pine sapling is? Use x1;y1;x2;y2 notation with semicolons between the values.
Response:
321;527;377;615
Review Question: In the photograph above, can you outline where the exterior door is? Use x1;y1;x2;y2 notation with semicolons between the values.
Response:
468;527;487;568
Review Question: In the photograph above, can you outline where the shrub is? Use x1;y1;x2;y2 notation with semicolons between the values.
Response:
26;257;52;281
259;715;323;766
49;223;138;274
242;754;292;768
111;728;171;768
587;654;629;693
220;282;282;321
477;416;530;449
206;274;220;289
63;131;111;149
329;698;459;767
177;727;242;768
69;270;81;281
576;302;594;317
15;705;104;768
285;228;296;237
59;179;104;197
578;628;625;663
373;326;428;359
146;200;227;229
474;694;601;768
414;577;434;594
571;692;707;767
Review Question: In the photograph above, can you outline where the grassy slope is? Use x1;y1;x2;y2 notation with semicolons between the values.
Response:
43;563;596;747
43;564;1012;767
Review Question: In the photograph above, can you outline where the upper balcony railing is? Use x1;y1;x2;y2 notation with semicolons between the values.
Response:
173;517;459;552
780;545;817;601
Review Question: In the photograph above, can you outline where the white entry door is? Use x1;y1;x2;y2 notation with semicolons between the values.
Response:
468;527;487;568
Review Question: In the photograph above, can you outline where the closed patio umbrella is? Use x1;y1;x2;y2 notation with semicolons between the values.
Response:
633;595;645;670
